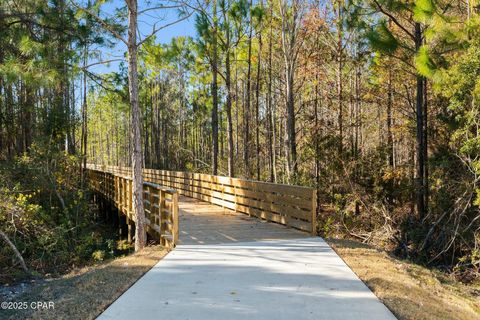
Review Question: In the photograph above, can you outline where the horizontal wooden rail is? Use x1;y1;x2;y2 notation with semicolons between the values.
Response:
87;168;179;248
87;164;317;235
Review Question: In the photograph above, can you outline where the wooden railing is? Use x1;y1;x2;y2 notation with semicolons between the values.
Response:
87;168;179;248
88;164;317;235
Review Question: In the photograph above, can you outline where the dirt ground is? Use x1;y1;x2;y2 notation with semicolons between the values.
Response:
0;245;167;320
327;238;480;320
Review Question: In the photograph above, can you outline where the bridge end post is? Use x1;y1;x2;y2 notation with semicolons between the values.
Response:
311;189;317;236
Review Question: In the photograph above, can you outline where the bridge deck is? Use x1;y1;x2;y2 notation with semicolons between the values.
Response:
178;196;308;245
99;196;396;320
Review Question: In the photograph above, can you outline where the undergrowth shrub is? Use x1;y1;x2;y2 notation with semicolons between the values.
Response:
0;143;130;284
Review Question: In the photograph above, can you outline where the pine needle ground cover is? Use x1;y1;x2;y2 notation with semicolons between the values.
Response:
328;239;480;320
1;246;167;320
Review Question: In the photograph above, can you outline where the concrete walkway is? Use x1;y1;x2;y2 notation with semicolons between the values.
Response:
98;198;396;319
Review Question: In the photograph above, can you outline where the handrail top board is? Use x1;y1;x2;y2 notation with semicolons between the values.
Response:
88;168;177;194
87;164;314;194
143;181;177;194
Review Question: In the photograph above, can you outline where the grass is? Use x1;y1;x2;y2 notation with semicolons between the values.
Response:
1;245;167;320
327;238;480;320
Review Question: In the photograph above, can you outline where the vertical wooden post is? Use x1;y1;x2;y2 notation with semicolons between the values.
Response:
159;190;165;247
128;179;133;220
114;176;118;206
149;185;154;228
311;189;317;236
122;177;125;218
120;177;124;213
118;210;123;237
127;219;133;243
155;187;160;232
172;191;179;246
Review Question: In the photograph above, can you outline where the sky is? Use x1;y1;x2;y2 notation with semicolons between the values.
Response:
88;1;198;74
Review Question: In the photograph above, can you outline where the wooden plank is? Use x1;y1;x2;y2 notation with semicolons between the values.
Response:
145;171;312;210
311;190;317;236
207;190;311;221
87;165;314;236
146;170;312;199
149;175;312;212
152;176;312;221
285;216;312;232
149;174;311;226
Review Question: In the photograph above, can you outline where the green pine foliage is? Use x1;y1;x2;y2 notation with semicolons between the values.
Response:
366;21;399;54
415;45;436;78
413;0;435;22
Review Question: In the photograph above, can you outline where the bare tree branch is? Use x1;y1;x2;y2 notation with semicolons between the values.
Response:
0;230;29;273
138;11;193;47
69;0;128;45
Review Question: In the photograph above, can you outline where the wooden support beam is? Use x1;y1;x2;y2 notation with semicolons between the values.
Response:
127;219;133;243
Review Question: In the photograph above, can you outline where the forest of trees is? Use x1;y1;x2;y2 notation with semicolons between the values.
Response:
1;0;480;281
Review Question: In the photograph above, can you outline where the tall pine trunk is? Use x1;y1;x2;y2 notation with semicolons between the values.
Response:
280;0;298;180
336;3;343;155
285;64;297;178
386;64;394;210
244;11;253;178
211;0;219;175
387;70;394;167
415;22;426;219
255;27;262;180
126;0;146;251
266;7;275;182
225;44;234;177
81;40;88;187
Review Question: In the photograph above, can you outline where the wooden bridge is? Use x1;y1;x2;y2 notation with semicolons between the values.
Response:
87;164;318;248
87;165;396;320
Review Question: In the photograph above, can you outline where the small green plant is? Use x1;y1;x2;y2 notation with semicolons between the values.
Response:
321;216;336;238
116;240;132;251
92;250;106;262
